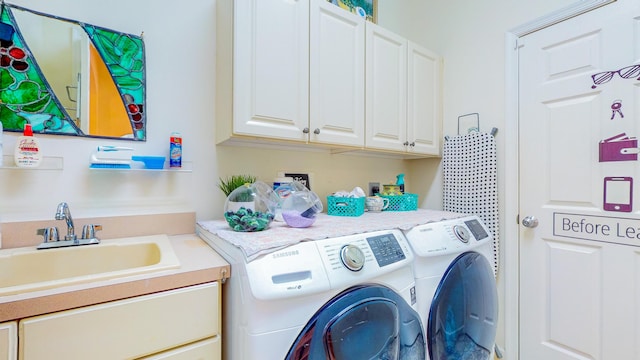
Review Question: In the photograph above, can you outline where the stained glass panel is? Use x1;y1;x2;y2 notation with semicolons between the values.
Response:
0;4;146;140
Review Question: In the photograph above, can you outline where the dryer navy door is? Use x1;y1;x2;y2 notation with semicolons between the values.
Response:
285;284;425;360
427;251;498;360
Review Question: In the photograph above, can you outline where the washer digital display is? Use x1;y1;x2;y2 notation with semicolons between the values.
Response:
464;219;489;240
366;233;406;267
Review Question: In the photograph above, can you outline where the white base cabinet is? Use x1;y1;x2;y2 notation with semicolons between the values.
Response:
139;337;220;360
18;283;221;360
0;322;17;360
365;23;442;156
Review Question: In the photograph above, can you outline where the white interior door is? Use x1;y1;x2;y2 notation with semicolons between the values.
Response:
518;1;640;359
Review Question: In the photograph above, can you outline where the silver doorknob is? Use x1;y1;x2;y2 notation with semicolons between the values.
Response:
522;216;539;228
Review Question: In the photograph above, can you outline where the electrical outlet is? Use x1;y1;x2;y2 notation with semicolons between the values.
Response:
368;182;380;196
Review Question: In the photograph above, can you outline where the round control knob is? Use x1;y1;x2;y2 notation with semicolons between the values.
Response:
452;225;471;243
340;244;365;271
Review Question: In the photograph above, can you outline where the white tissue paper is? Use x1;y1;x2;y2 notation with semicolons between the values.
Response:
333;187;366;198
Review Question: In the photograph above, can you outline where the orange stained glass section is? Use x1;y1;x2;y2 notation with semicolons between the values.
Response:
89;44;131;137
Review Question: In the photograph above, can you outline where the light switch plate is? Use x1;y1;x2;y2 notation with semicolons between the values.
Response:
278;171;314;190
368;182;380;196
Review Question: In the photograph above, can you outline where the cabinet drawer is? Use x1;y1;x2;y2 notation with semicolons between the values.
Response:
19;282;219;360
139;337;220;360
0;321;17;360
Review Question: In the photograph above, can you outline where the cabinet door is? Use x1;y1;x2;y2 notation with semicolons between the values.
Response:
309;0;365;147
0;322;17;360
139;337;220;360
19;283;219;360
365;23;407;152
233;0;309;141
407;42;442;155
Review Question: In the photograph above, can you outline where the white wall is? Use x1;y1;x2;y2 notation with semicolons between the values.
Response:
0;0;423;227
0;0;218;223
0;0;582;354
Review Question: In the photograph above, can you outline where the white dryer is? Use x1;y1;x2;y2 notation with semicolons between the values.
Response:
402;215;498;360
197;225;426;360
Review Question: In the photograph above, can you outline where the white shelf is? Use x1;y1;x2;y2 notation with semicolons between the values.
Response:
0;155;63;170
89;161;193;173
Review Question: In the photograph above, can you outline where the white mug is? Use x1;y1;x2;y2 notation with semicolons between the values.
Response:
366;196;389;212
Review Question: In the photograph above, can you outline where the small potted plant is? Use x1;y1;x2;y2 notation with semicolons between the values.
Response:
218;174;257;212
218;174;257;198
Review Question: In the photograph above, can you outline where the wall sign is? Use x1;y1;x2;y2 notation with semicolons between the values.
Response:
554;212;640;247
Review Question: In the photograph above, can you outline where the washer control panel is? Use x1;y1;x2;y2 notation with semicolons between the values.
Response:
366;232;407;267
316;229;414;289
403;215;493;257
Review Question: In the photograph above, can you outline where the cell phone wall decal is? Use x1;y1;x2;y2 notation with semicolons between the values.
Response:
603;177;633;212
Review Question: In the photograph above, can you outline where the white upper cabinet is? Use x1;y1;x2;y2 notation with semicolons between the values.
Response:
217;0;364;147
365;23;407;152
365;23;442;156
225;0;309;142
309;0;365;147
217;1;441;157
407;42;441;155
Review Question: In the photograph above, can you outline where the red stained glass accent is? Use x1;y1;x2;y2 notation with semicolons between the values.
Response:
127;103;140;113
8;47;25;59
0;55;10;67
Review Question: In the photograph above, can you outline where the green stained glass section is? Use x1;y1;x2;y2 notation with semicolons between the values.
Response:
0;6;80;135
84;25;146;139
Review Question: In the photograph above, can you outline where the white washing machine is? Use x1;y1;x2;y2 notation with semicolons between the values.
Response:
196;225;426;360
402;215;498;360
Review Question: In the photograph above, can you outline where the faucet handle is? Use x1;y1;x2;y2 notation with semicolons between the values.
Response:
81;224;102;240
37;227;60;243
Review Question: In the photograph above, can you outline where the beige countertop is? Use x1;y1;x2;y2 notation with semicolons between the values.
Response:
0;234;230;323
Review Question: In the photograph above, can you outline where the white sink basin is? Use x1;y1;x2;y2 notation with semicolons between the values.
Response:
0;234;180;296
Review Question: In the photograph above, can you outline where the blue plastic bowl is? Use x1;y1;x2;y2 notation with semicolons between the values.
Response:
131;156;166;169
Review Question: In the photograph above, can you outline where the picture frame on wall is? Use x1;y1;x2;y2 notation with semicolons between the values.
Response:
326;0;378;23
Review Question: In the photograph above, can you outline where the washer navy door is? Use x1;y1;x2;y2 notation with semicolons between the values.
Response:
286;284;425;360
427;251;498;360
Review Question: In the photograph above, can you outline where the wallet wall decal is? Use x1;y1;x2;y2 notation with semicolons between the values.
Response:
599;133;639;162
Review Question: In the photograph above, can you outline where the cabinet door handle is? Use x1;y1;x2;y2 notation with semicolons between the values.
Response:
303;127;310;134
403;141;409;146
409;142;415;147
313;128;320;135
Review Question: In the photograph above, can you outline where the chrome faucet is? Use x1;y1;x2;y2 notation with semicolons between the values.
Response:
55;202;77;241
36;202;101;250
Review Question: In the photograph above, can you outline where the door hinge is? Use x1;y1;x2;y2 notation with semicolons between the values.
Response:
515;38;524;50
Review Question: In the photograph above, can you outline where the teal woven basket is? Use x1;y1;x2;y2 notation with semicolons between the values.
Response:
327;196;365;216
380;193;418;211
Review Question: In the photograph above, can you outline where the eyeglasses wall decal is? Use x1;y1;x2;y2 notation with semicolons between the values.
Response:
0;3;146;141
591;63;640;89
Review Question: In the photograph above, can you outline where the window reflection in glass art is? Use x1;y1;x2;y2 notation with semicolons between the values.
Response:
0;3;146;140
